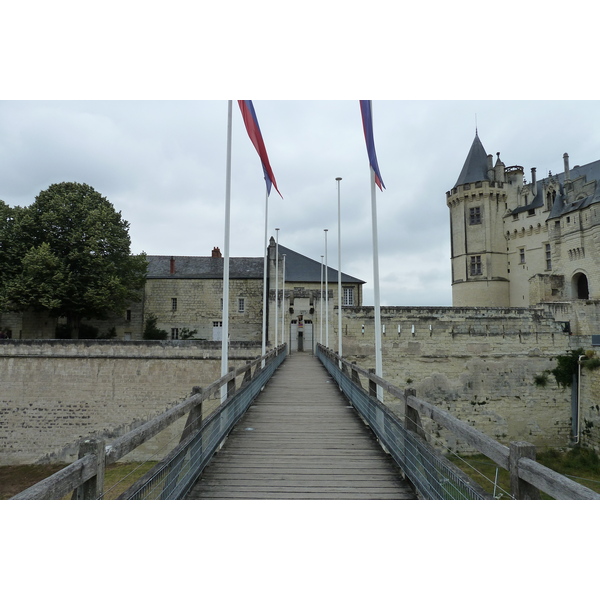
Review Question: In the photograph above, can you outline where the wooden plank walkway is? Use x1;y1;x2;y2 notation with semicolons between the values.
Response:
186;351;416;500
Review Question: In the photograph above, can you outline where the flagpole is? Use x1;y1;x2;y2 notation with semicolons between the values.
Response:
370;167;383;401
324;228;329;348
320;255;324;345
275;228;279;348
261;187;269;367
221;100;232;403
281;253;286;349
336;177;343;367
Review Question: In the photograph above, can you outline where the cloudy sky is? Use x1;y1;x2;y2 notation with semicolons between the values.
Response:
2;99;600;307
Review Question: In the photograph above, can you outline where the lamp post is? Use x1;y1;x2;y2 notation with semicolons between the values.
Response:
324;229;329;348
320;255;324;345
336;177;343;366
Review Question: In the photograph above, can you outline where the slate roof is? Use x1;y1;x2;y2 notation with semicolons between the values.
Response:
146;248;365;285
454;133;490;187
511;158;600;219
278;244;365;284
146;255;264;279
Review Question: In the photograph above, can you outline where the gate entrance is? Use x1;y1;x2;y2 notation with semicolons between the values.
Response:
290;317;313;353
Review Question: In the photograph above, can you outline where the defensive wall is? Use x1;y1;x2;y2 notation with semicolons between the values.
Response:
2;306;599;466
0;340;263;465
337;306;589;454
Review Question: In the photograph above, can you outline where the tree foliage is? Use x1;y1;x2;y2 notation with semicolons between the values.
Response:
2;182;147;337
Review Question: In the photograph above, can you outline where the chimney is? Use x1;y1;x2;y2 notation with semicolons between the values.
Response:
170;256;176;274
531;167;537;191
563;153;570;182
212;247;222;258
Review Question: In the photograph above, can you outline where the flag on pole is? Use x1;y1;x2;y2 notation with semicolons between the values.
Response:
238;100;283;198
359;100;386;191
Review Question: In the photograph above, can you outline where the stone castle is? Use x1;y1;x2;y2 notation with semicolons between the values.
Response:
3;132;600;464
448;132;600;314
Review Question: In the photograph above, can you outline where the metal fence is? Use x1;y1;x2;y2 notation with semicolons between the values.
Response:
119;346;288;500
316;345;488;500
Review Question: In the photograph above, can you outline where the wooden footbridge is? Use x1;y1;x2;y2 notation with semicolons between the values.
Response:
186;352;414;500
11;344;600;501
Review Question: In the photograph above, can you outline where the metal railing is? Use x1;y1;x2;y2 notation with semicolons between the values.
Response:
316;345;488;499
316;344;600;500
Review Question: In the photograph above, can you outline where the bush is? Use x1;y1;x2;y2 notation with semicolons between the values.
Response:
143;314;168;340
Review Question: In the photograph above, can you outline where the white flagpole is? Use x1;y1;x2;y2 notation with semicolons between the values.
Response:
275;228;279;348
261;187;269;367
370;167;383;402
320;255;324;345
221;100;232;403
281;253;286;349
336;177;343;367
324;228;329;348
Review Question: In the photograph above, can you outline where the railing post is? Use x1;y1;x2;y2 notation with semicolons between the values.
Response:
180;387;204;442
509;441;541;500
351;362;362;389
404;388;425;439
368;368;377;398
73;438;105;500
227;366;236;398
242;361;252;386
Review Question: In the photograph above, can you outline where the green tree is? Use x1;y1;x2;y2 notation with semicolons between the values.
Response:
4;182;147;338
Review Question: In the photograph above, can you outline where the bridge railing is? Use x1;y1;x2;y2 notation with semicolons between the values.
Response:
11;344;287;500
316;344;600;500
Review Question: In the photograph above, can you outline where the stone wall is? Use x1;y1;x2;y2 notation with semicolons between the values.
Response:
338;306;578;453
0;340;263;465
580;366;600;453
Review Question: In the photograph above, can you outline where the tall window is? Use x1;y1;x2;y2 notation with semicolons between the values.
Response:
469;206;482;225
545;244;552;270
519;248;526;264
343;287;354;306
238;298;245;313
470;255;482;276
171;297;178;311
171;328;179;340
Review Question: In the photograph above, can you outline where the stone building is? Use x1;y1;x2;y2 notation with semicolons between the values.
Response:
447;132;600;315
0;238;364;345
142;238;364;349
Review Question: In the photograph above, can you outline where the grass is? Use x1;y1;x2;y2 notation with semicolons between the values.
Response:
447;447;600;499
0;461;158;500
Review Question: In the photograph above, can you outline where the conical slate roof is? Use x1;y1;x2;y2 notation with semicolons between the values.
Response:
454;133;489;187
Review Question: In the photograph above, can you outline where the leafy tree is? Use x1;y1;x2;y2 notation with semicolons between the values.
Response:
4;182;147;338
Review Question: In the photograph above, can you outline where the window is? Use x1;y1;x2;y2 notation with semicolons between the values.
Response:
545;244;552;270
171;328;179;340
171;298;178;311
519;248;526;264
126;309;131;322
343;287;354;306
470;255;482;276
469;206;481;225
238;298;245;313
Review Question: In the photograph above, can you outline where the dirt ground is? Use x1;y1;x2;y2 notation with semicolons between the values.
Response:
0;464;68;499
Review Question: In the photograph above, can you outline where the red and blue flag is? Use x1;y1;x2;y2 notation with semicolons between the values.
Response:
359;100;385;191
238;100;283;198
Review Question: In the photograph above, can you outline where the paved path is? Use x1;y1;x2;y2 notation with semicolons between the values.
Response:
186;352;416;500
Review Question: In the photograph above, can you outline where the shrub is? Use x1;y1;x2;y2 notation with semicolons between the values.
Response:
143;314;168;340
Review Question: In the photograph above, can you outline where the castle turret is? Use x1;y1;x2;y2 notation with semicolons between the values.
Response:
446;133;510;307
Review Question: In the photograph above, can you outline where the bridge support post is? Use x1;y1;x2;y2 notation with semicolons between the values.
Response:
180;387;204;442
509;441;541;500
72;438;105;500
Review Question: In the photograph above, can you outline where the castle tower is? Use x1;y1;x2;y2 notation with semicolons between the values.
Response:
446;133;511;306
